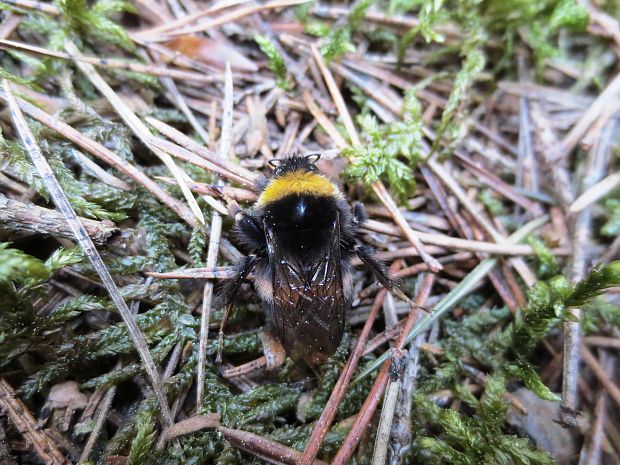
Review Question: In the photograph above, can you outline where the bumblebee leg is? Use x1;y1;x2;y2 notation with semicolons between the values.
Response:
355;244;393;289
261;330;286;371
351;201;369;225
216;255;257;363
231;208;266;253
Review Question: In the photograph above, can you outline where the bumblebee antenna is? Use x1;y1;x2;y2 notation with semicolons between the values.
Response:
267;158;283;168
304;152;321;164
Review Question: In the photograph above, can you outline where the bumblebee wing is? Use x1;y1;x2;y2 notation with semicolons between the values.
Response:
265;214;345;362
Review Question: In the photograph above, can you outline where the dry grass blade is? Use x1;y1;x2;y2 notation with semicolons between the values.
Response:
197;63;234;412
63;39;205;226
570;171;620;213
2;79;173;427
0;39;215;82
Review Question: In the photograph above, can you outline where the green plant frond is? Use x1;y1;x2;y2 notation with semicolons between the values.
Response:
0;243;50;283
601;198;620;237
56;0;135;51
255;34;290;89
127;409;157;465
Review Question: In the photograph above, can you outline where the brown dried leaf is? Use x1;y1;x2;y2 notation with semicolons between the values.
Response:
165;35;258;72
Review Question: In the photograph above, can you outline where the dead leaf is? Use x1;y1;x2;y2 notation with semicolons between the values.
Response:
47;381;88;410
165;35;258;72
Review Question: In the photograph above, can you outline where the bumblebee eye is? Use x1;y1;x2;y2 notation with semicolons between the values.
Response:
305;153;321;164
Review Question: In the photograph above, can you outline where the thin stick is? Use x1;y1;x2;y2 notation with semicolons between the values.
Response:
64;39;205;226
0;378;70;465
0;194;119;246
144;0;313;40
309;45;441;272
219;426;329;465
2;79;173;426
197;63;233;412
299;287;390;465
78;381;117;462
371;349;407;465
362;219;539;255
554;71;620;160
0;39;215;82
0;89;197;227
570;171;620;213
579;345;620;410
145;116;258;186
331;277;433;465
561;119;612;426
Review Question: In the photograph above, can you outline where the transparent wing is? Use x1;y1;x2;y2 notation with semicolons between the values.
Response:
265;214;345;361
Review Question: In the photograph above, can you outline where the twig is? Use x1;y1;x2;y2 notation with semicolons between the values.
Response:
0;378;69;465
197;63;233;412
145;116;257;186
78;381;117;462
219;426;329;465
64;39;205;226
570;171;620;213
162;414;221;441
1;0;59;14
0;39;216;82
135;0;251;36
553;70;620;160
363;219;539;255
578;354;610;465
154;176;258;202
579;344;620;410
331;276;434;465
299;281;393;465
2;79;173;426
561;119;613;426
144;0;313;40
0;194;119;246
0;89;198;227
371;349;407;465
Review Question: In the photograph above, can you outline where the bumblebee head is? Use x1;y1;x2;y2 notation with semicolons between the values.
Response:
257;153;342;206
267;153;321;178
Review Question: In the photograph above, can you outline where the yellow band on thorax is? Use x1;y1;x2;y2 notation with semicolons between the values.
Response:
257;170;341;205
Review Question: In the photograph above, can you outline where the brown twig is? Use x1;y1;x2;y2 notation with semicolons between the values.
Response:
2;79;173;427
0;88;198;227
197;64;233;412
220;426;329;465
0;378;69;465
330;275;434;465
299;281;393;465
0;194;119;246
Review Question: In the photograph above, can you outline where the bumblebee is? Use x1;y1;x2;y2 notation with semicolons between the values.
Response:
219;153;392;366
